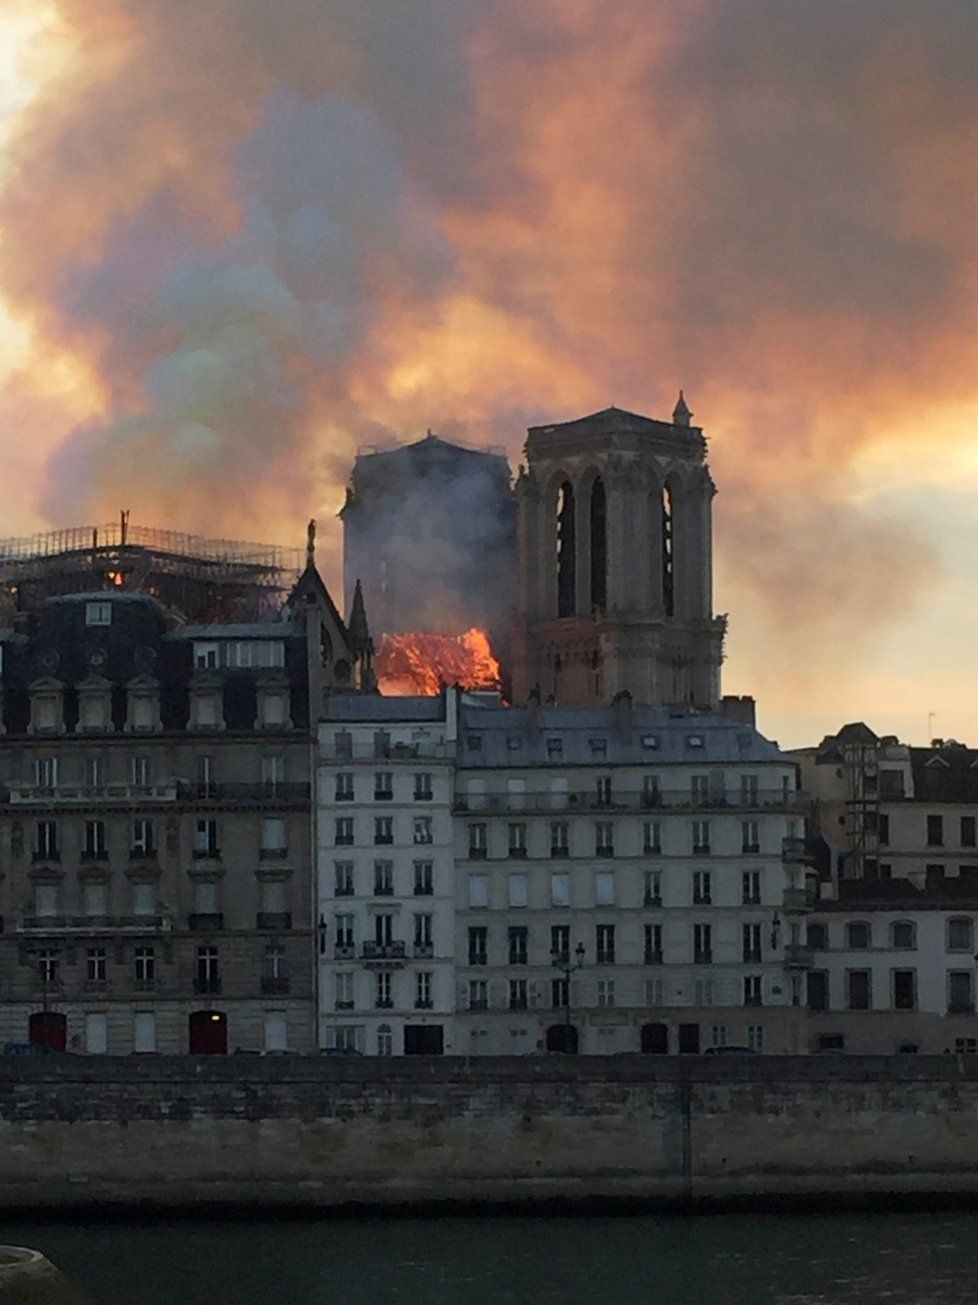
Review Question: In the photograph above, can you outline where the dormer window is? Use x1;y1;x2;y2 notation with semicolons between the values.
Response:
85;601;112;627
193;642;219;670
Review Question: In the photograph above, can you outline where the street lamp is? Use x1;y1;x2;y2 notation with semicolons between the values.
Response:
551;941;586;1027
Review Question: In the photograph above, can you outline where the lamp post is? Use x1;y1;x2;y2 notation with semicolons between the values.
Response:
551;941;585;1029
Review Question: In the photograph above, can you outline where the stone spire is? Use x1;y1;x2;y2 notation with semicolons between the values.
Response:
306;518;316;567
672;390;691;427
348;578;373;656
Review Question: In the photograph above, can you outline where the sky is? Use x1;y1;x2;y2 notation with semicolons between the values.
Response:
0;0;977;750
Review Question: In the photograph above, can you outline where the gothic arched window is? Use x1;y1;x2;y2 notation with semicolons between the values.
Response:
661;485;675;617
589;478;607;612
556;481;576;618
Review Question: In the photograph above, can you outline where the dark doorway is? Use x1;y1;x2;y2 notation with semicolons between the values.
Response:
641;1022;669;1054
404;1025;444;1055
546;1023;579;1054
189;1010;227;1055
807;970;829;1010
677;1023;700;1054
29;1011;66;1052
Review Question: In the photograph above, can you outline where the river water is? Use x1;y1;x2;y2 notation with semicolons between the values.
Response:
3;1211;978;1304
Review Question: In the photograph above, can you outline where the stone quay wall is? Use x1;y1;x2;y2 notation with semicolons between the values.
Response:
3;1055;978;1209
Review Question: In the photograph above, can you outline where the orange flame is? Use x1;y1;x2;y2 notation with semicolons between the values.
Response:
375;627;501;696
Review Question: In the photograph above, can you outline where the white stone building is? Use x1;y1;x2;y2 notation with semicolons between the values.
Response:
316;693;460;1055
453;697;816;1056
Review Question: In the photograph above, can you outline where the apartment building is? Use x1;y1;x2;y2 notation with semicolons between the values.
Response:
453;696;816;1055
316;693;460;1055
0;528;362;1054
794;726;978;1053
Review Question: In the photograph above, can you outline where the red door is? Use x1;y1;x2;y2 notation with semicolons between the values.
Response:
189;1010;227;1054
29;1011;67;1051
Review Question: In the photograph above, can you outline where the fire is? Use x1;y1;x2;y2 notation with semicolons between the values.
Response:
375;627;501;696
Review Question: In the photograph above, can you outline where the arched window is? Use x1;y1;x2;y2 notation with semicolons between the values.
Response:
890;920;916;950
661;485;674;616
589;477;607;612
556;481;576;618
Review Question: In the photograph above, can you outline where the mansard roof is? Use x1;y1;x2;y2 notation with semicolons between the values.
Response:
910;744;978;802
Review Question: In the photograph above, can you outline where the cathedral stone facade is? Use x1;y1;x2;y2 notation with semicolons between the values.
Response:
513;400;726;709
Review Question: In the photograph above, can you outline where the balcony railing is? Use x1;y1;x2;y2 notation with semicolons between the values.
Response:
454;788;811;814
8;782;179;806
644;949;663;966
320;741;454;762
17;913;171;934
413;943;434;959
361;941;406;962
784;944;814;969
256;912;292;931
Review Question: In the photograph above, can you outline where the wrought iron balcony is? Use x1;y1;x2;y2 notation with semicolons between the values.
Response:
17;913;171;934
9;782;179;806
783;943;814;968
361;941;406;962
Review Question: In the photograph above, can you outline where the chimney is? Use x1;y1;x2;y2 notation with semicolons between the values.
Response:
721;695;756;728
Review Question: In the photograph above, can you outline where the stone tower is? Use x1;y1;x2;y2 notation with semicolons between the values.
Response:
512;399;725;707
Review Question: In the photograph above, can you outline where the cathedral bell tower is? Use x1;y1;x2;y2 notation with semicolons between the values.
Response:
512;398;725;707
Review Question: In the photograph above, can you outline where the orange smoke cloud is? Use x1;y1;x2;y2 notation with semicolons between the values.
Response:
2;0;978;742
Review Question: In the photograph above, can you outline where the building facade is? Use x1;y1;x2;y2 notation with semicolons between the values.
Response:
316;693;460;1055
513;401;726;709
0;528;362;1055
792;726;978;1053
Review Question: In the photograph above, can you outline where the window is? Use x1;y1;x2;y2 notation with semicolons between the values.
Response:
413;861;433;896
695;978;714;1005
508;978;528;1011
550;873;570;907
846;970;871;1010
596;923;615;964
415;971;433;1009
375;972;393;1009
508;823;527;858
468;874;489;909
194;755;215;798
374;914;394;947
948;970;974;1014
879;813;890;845
373;731;391;759
134;1012;156;1054
588;738;607;758
807;922;827;949
35;820;59;859
373;861;393;896
693;871;711;905
333;1025;363;1053
744;975;763;1007
83;820;107;859
552;976;569;1008
375;816;394;845
507;778;527;809
334;914;354;949
747;1024;764;1052
893;969;916;1010
686;734;704;749
468;823;487;859
469;979;488;1010
374;772;393;800
414;772;433;801
335;773;354;802
962;816;977;848
508;873;528;907
468;927;488;966
334;861;354;896
193;880;218;916
693;923;712;964
550;777;569;809
645;923;663;964
465;779;486;811
742;820;759;854
595;822;614;857
195;819;219;856
85;1013;107;1055
846;921;870;950
692;820;710;854
691;775;709;806
85;757;103;789
644;871;662;906
642;775;661;806
743;923;762;963
262;755;284;797
132;882;156;916
35;883;59;917
260;818;287;856
193;641;218;669
644;821;662;854
260;880;287;920
890;921;916;950
85;601;112;626
134;946;155;988
597;979;616;1008
263;943;286;981
742;871;761;905
82;882;107;918
225;640;285;669
711;1024;727;1048
508;926;528;965
550;822;569;857
927;814;944;847
130;756;152;788
947;918;974;952
955;1037;977;1055
551;925;569;962
414;913;433;950
196;946;220;993
546;737;563;761
595;872;615;906
34;757;58;789
595;775;612;807
86;947;107;983
740;775;759;805
38;949;58;985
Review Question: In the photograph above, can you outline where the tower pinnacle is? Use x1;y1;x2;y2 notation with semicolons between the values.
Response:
672;390;692;427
